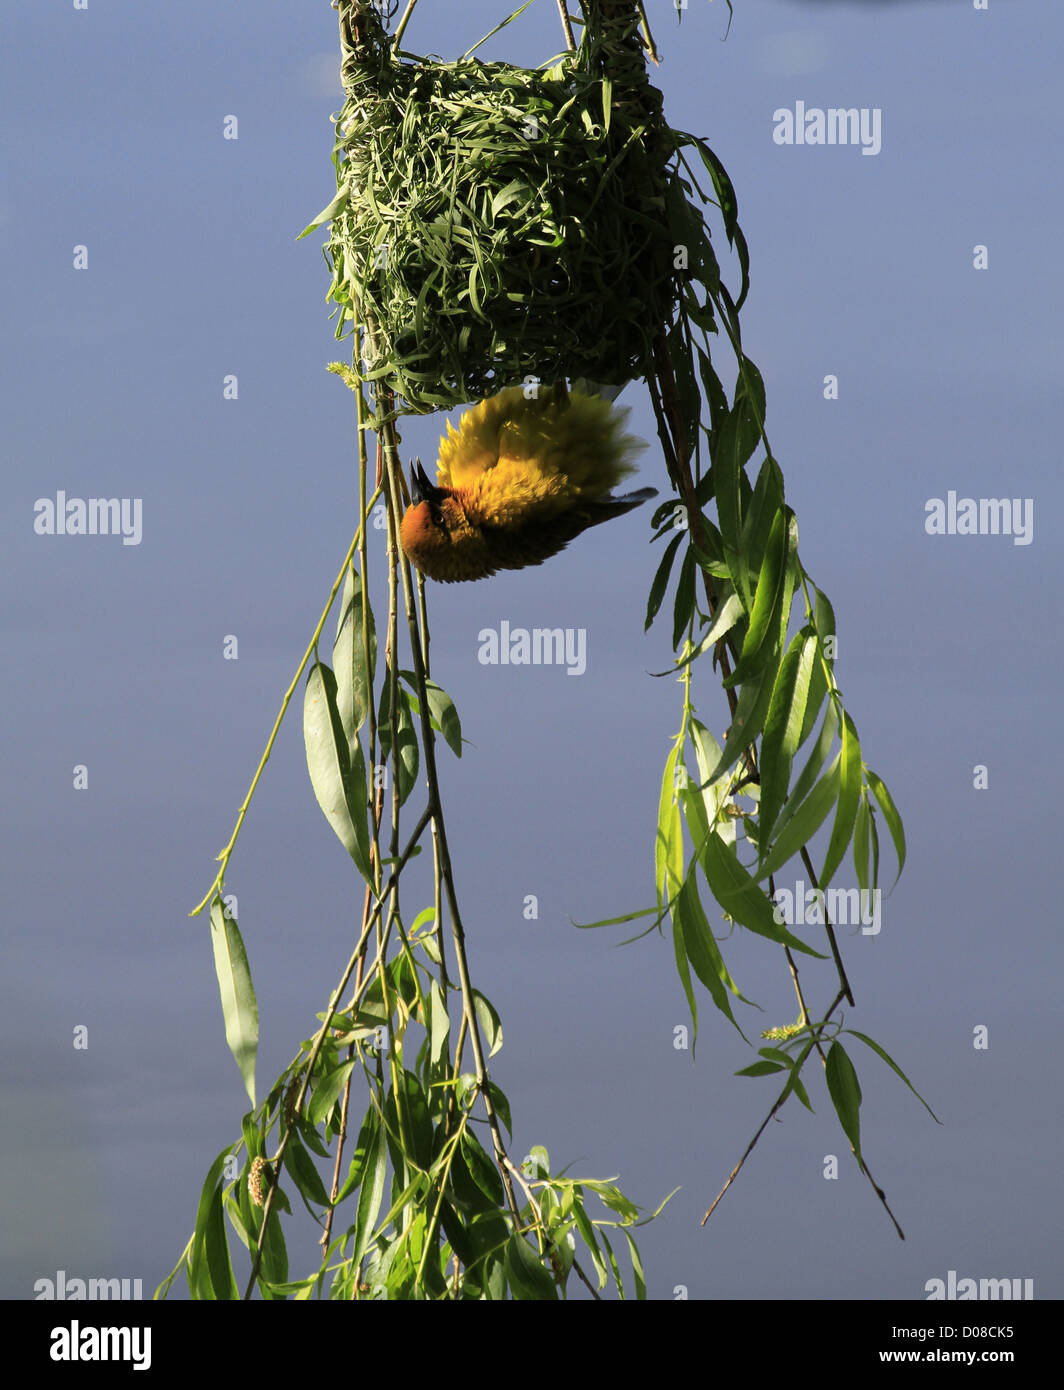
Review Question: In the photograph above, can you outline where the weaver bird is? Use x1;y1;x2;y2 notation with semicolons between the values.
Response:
398;383;657;583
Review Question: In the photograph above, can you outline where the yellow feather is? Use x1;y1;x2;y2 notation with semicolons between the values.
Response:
436;386;645;527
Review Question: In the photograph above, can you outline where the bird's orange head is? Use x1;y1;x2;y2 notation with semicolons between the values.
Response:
399;459;494;583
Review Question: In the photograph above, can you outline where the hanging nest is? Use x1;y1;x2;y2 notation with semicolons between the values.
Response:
319;1;687;414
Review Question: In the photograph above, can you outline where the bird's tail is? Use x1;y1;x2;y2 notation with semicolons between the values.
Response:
577;486;658;532
606;486;658;512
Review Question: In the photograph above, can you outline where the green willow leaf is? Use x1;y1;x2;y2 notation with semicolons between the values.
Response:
308;1059;357;1127
853;794;871;895
378;679;419;806
571;1191;608;1288
820;711;862;891
671;546;697;649
296;185;350;241
815;586;837;658
757;753;842;881
675;873;743;1034
740;456;785;576
460;1131;506;1207
188;1149;238;1301
844;1030;941;1123
284;1129;330;1209
797;638;829;748
656;739;684;910
401;672;463;758
259;1207;288;1291
473;989;503;1058
687;133;750;306
334;563;376;749
505;1234;558;1300
209;900;258;1107
712;390;761;585
680;783;709;851
777;1040;816;1112
825;1040;862;1162
351;1111;385;1271
646;531;683;632
709;642;777;781
304;661;373;884
335;1106;378;1204
428;979;450;1068
771;702;839;842
866;769;906;887
622;1229;647;1301
736;1060;785;1077
688;718;725;802
725;507;795;688
758;629;817;847
656;590;745;678
701;833;823;956
672;908;699;1044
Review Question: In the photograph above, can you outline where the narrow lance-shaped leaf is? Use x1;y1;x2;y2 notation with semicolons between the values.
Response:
401;672;463;759
505;1234;558;1300
296;185;350;241
725;506;795;689
757;752;842;882
351;1111;385;1271
188;1148;240;1301
675;872;745;1036
712;405;751;596
428;979;450;1069
844;1030;941;1123
657;590;745;678
758;628;818;848
866;769;906;887
797;635;829;748
672;902;699;1045
819;710;862;891
709;644;776;782
853;794;871;896
473;989;503;1058
656;739;684;910
740;456;785;577
333;563;376;751
378;678;419;806
623;1229;647;1301
209;899;258;1107
308;1059;357;1128
672;545;697;650
765;702;839;855
701;833;824;956
645;530;683;631
304;661;374;885
825;1040;862;1163
284;1129;331;1210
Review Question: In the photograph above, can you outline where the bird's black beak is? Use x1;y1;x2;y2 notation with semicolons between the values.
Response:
410;457;436;504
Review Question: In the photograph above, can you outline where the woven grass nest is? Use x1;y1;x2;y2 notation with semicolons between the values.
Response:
321;20;683;414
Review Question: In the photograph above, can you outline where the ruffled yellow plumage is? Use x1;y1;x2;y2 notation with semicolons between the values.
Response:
399;383;655;582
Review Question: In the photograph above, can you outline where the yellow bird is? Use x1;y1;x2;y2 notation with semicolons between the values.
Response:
399;383;656;583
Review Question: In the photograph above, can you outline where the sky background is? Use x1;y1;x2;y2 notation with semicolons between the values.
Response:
2;0;1059;1302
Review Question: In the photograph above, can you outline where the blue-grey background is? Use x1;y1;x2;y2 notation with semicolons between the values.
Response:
2;0;1058;1301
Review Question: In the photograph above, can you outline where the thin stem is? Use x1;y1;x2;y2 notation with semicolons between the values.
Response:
242;803;431;1298
379;419;522;1229
190;502;380;918
556;1;577;51
392;0;420;50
